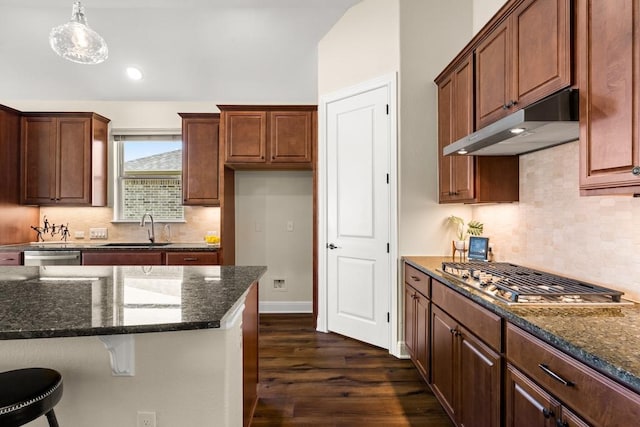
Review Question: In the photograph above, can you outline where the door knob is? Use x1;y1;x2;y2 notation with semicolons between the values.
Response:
327;243;341;249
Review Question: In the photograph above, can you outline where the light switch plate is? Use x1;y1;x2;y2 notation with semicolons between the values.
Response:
89;228;108;239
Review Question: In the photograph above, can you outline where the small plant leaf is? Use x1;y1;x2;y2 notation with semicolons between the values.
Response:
467;220;484;236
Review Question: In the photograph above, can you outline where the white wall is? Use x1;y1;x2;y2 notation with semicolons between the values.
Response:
318;0;400;96
235;171;313;311
473;0;507;34
398;0;474;256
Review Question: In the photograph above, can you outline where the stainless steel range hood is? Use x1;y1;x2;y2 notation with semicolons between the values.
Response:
444;89;579;156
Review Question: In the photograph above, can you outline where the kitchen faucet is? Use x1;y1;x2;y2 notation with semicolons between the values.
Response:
140;212;155;243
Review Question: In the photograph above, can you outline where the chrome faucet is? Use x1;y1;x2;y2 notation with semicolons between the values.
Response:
140;212;155;243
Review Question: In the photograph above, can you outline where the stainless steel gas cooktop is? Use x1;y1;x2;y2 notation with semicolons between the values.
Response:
439;262;633;306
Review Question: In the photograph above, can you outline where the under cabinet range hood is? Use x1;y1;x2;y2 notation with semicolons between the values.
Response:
444;89;579;156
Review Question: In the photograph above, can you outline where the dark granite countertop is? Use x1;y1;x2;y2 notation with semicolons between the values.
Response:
0;242;219;252
0;265;265;339
404;256;640;394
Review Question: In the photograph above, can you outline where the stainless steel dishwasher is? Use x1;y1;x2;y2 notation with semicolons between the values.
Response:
23;250;81;266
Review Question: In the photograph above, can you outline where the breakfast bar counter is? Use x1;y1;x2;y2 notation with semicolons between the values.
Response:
0;265;264;339
0;265;265;427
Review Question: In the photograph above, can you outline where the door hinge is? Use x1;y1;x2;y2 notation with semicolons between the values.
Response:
387;312;390;323
386;243;389;253
386;104;389;115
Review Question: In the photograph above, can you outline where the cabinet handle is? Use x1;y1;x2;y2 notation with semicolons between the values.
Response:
410;275;420;282
183;257;198;261
556;419;568;427
449;328;460;336
538;364;575;387
1;258;16;261
542;408;554;419
502;104;510;110
632;166;640;176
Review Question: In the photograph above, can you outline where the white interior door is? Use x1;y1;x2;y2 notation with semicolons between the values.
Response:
326;85;390;349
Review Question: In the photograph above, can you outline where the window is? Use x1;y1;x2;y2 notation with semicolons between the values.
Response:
113;132;184;221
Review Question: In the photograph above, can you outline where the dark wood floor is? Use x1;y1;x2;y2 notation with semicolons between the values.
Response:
251;314;453;426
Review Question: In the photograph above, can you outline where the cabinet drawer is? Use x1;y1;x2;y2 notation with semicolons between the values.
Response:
432;279;502;351
166;252;219;265
404;264;429;297
82;251;163;265
506;323;640;426
0;252;21;265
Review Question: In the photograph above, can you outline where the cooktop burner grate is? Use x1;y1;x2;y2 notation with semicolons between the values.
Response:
441;262;624;303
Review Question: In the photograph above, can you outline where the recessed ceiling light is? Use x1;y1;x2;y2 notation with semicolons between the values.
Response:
457;149;468;155
126;67;143;81
510;127;525;134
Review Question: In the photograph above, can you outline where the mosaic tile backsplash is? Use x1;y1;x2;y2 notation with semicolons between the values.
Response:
473;141;640;301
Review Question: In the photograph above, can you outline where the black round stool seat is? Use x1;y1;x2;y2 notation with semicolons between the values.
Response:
0;368;63;427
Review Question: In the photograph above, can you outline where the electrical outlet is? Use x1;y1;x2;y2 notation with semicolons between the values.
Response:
74;231;85;239
286;220;294;232
273;279;286;291
137;411;156;427
89;227;108;239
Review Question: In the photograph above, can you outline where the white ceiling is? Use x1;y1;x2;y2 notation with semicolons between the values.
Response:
0;0;360;103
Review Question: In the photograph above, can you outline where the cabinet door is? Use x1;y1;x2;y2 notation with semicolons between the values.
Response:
430;305;457;420
458;326;501;427
558;407;590;427
506;364;559;427
404;284;417;358
512;0;571;108
224;111;267;163
269;111;312;164
476;20;511;128
21;116;57;204
181;114;220;205
57;117;92;204
414;292;430;381
438;57;475;203
578;0;640;194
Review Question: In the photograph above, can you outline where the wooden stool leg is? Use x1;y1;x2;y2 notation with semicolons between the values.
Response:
46;409;59;427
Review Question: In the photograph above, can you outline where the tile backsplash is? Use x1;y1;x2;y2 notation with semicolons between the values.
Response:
36;206;220;244
473;141;640;302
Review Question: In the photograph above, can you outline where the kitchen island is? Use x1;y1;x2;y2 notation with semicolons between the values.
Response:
0;265;265;427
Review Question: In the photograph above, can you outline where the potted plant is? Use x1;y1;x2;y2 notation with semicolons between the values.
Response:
448;215;483;250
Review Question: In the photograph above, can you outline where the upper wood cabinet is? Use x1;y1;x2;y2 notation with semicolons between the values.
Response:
438;57;476;203
179;113;221;206
578;0;640;195
476;0;571;129
219;105;316;169
436;56;520;204
21;112;109;206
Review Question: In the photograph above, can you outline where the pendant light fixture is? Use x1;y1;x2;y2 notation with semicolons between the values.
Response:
49;1;108;65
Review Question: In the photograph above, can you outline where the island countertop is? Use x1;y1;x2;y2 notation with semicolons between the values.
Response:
0;265;266;339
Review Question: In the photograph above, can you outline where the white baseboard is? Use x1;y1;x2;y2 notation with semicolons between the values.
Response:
259;301;313;314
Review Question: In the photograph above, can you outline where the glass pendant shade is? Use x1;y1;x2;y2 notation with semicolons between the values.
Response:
49;1;108;64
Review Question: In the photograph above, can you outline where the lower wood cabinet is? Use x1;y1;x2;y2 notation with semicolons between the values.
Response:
404;283;429;381
506;323;640;427
404;262;640;426
431;305;501;427
505;364;561;427
82;251;164;265
0;251;22;265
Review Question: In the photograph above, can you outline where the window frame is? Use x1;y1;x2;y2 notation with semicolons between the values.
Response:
112;131;186;223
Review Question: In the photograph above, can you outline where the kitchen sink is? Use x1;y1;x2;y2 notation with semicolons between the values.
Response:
101;242;171;247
